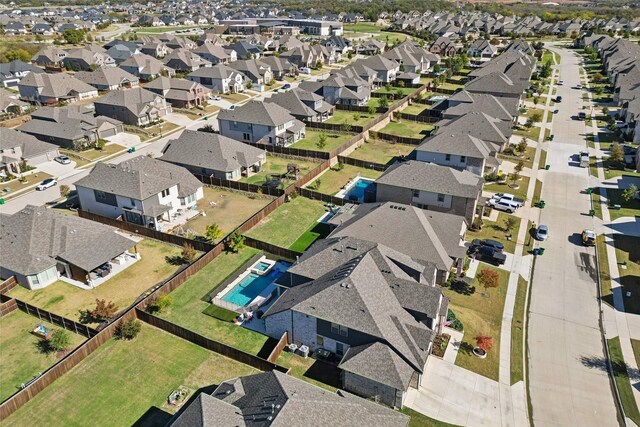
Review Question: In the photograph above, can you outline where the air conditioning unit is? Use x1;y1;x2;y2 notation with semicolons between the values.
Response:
297;345;309;358
288;343;298;353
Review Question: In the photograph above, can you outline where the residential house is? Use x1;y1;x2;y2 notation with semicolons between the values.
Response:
75;67;139;91
75;155;203;230
620;97;640;144
267;87;333;122
226;40;263;60
94;87;171;126
187;64;247;94
160;130;266;180
139;42;172;59
169;371;409;427
259;56;297;80
467;39;498;59
415;132;499;176
0;89;29;115
62;47;116;71
217;100;305;146
31;46;67;67
464;71;524;101
375;160;483;223
17;105;123;150
435;90;517;122
0;205;138;290
0;61;44;88
105;42;141;64
4;21;27;35
31;22;53;36
193;43;236;65
163;48;212;72
429;36;457;56
0;128;59;177
144;77;210;108
120;54;175;82
229;59;273;85
356;38;386;56
432;111;511;151
300;74;371;106
358;55;400;83
383;41;432;74
18;73;98;105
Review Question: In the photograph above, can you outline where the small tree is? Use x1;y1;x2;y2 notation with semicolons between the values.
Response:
59;184;71;198
48;329;72;352
367;104;376;115
95;139;106;150
530;111;542;123
149;293;173;314
352;112;361;122
378;96;389;109
622;183;638;202
602;106;610;116
115;319;142;340
514;160;525;175
341;122;352;132
517;138;528;153
398;80;405;88
610;143;624;164
510;170;521;184
205;223;223;243
595;86;604;96
182;243;197;263
91;299;118;321
593;72;603;83
533;96;539;106
317;132;327;149
525;117;534;128
475;335;493;352
227;231;245;253
476;268;500;295
504;217;518;234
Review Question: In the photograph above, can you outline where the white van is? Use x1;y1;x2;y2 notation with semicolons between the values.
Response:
579;150;590;168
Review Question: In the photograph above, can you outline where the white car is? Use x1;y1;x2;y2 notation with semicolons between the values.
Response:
491;200;518;214
576;84;582;89
36;178;57;191
489;193;524;208
535;225;549;241
54;155;71;165
210;95;221;101
558;80;564;85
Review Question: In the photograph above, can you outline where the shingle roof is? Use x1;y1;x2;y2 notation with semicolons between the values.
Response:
75;67;139;88
0;128;58;157
339;342;416;390
19;72;97;98
160;130;265;173
217;100;294;126
94;87;161;116
417;132;493;159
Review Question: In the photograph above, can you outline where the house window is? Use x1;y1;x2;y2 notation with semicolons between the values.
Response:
30;274;40;286
130;198;136;206
331;322;348;337
437;193;445;202
460;156;466;163
412;189;420;198
317;335;324;347
243;133;251;141
445;154;451;161
161;188;170;198
94;190;118;206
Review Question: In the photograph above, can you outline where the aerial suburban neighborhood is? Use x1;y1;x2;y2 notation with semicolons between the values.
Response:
0;0;639;426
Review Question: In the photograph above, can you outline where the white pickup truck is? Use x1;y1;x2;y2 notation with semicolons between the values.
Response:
488;193;525;208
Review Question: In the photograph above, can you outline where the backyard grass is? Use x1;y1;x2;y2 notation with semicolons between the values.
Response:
466;212;520;254
373;86;416;97
61;144;126;166
289;221;332;253
245;196;329;249
349;139;414;164
511;275;528;385
2;324;259;427
596;234;613;307
613;235;640;315
159;247;273;355
276;351;339;392
308;164;382;195
606;188;640;221
343;22;385;33
380;120;434;138
401;103;431;115
608;337;640;426
497;146;536;170
444;265;510;381
402;407;461;427
184;187;271;240
0;310;86;402
8;239;184;323
240;154;319;186
325;109;380;127
291;130;353;153
484;176;530;201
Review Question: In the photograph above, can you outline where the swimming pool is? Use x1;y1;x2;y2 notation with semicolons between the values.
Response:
341;178;375;202
254;261;271;272
222;271;280;307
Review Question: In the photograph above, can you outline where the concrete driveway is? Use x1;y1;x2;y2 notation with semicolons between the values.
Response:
105;132;141;148
36;160;78;178
163;113;194;127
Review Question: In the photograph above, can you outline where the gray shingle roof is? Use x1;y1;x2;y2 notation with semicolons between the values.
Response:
75;67;138;88
417;132;493;159
160;130;265;173
339;342;416;390
75;155;202;200
217;100;294;126
0;128;58;158
0;205;137;275
19;72;97;98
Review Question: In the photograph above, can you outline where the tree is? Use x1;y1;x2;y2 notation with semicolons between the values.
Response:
91;299;118;321
352;112;361;122
227;231;245;253
2;48;31;63
510;170;521;185
63;29;85;44
476;269;500;295
367;104;376;115
530;111;543;123
397;80;405;88
86;33;94;43
317;132;327;149
377;96;389;109
181;243;197;263
341;122;352;132
514;160;525;175
593;72;603;84
95;139;106;150
533;96;539;106
59;184;71;198
115;319;142;340
504;217;518;234
602;106;609;116
475;335;493;352
48;329;72;352
205;224;223;243
517;138;528;153
149;293;173;314
622;184;638;202
610;143;624;164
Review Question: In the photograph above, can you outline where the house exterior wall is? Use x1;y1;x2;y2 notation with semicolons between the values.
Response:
342;371;404;409
415;150;485;176
1;266;58;290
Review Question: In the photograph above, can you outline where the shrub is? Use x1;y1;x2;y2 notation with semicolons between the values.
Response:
477;269;500;294
91;299;118;321
95;139;106;150
59;184;71;198
149;293;173;314
115;319;142;340
205;224;223;243
227;231;245;253
475;335;493;352
181;243;197;263
47;330;72;352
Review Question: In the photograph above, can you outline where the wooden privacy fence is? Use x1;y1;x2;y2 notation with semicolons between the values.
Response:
267;332;289;363
394;111;440;123
335;104;388;114
303;121;363;134
244;140;330;160
243;236;303;261
0;277;17;295
14;299;98;338
76;210;216;253
0;299;17;317
135;309;290;374
296;187;353;206
192;174;285;197
369;130;425;146
337;155;389;171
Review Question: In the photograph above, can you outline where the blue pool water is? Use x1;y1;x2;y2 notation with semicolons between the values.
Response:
223;273;274;306
254;261;271;272
343;178;374;202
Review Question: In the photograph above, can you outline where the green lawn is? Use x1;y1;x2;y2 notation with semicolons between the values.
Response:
484;176;530;201
511;276;528;385
402;407;461;427
159;247;273;355
532;179;543;207
8;240;185;323
343;22;386;33
3;324;259;427
0;172;53;199
444;265;510;381
291;130;353;153
373;86;416;97
289;221;332;253
60;144;126;167
0;310;86;402
240;154;319;186
349;139;414;164
608;337;640;426
596;234;613;307
466;212;521;254
325;110;380;127
379;120;434;138
245;196;329;248
538;150;548;170
606;188;640;221
631;339;640;373
401;103;431;116
497;146;536;170
308;164;382;195
613;235;640;315
514;126;543;142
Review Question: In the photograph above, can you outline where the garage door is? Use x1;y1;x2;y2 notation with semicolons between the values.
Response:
99;127;118;138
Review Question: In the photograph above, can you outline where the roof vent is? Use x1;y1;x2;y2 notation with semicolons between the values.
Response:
345;283;351;289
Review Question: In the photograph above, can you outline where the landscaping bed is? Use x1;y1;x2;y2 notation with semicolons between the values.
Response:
431;334;451;358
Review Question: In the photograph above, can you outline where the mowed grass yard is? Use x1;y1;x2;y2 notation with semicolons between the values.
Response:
484;176;531;201
401;103;431;116
444;265;510;381
0;310;86;402
240;154;320;187
2;324;259;427
465;212;522;254
159;247;272;355
613;235;640;315
379;120;434;138
325;110;381;127
307;164;382;195
60;144;126;167
348;139;414;164
245;196;329;249
185;187;271;240
291;130;353;153
8;240;185;323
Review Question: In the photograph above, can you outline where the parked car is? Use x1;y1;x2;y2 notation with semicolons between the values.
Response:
492;200;518;214
300;67;311;75
210;95;221;101
36;178;57;191
469;244;507;265
468;239;505;254
582;229;596;246
535;225;549;241
489;193;524;208
228;105;236;110
576;84;582;89
555;96;562;102
558;80;564;85
578;111;587;120
54;155;71;165
283;83;291;90
579;150;590;168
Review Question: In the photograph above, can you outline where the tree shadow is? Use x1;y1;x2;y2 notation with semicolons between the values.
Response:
78;309;97;325
580;355;640;381
459;341;475;356
34;338;53;355
451;279;476;296
165;255;186;266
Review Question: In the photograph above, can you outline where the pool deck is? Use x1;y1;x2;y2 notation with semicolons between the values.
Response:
335;176;375;202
